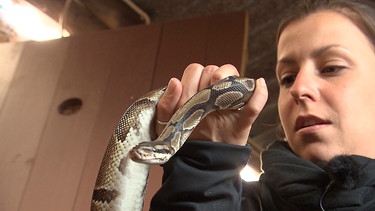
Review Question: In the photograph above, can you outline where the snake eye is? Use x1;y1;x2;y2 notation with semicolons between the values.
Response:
151;144;170;154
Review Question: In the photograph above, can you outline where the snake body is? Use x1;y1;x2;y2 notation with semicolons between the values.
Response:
91;76;255;211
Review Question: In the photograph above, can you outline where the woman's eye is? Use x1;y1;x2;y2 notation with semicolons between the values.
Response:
321;65;345;74
279;75;296;87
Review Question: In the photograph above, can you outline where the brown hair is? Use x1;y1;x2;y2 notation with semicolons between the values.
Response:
276;0;375;48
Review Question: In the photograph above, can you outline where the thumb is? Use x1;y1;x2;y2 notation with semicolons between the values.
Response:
155;78;182;135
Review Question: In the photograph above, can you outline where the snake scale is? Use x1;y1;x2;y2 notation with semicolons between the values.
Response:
91;76;255;211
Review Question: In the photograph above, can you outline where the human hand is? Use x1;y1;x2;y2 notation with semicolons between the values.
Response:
155;63;268;146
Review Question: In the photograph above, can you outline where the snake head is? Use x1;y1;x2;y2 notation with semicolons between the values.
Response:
129;141;174;165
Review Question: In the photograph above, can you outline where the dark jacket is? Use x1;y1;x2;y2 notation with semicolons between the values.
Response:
150;140;375;210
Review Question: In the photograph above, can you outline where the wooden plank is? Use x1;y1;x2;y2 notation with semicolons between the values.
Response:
145;13;247;209
73;24;162;211
204;11;248;75
153;11;248;88
147;16;213;210
0;40;69;211
147;12;248;210
152;17;209;89
0;42;24;110
18;32;113;211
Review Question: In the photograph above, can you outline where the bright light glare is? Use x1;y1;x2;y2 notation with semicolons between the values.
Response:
240;165;260;182
0;0;69;41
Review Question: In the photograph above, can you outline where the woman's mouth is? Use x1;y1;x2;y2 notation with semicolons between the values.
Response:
295;115;329;132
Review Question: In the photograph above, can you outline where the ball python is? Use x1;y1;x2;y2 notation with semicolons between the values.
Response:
91;75;255;211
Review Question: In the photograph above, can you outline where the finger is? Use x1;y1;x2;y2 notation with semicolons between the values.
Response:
240;78;268;125
198;65;219;90
211;64;240;85
178;63;204;107
156;78;182;133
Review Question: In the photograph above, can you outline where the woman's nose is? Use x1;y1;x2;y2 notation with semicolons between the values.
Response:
289;70;318;103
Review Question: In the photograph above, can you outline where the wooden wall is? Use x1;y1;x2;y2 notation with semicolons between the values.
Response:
0;11;247;211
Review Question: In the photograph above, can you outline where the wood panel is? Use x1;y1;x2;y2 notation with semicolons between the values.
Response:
145;11;248;210
152;11;248;89
73;24;162;211
204;11;248;75
0;42;24;110
18;31;132;210
151;17;209;89
0;40;69;211
0;11;247;211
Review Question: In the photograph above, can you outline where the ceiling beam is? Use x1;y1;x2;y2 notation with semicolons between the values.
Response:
25;0;146;34
79;0;145;29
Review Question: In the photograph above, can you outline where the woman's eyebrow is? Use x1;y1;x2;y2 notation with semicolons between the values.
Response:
311;44;352;57
277;57;295;65
277;44;351;65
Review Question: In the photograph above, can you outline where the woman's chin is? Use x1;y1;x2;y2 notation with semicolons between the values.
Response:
294;143;340;163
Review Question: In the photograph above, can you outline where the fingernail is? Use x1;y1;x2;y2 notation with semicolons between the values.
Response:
166;78;176;95
257;78;266;87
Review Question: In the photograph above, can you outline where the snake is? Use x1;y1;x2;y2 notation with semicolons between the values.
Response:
91;75;255;211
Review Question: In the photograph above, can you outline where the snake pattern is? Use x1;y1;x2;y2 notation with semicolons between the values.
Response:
91;76;255;211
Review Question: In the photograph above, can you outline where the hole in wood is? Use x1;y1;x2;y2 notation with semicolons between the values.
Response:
58;98;83;115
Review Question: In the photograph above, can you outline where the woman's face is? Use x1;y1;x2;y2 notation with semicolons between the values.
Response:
277;11;375;162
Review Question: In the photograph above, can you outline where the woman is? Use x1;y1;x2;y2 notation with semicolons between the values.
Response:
151;0;375;210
